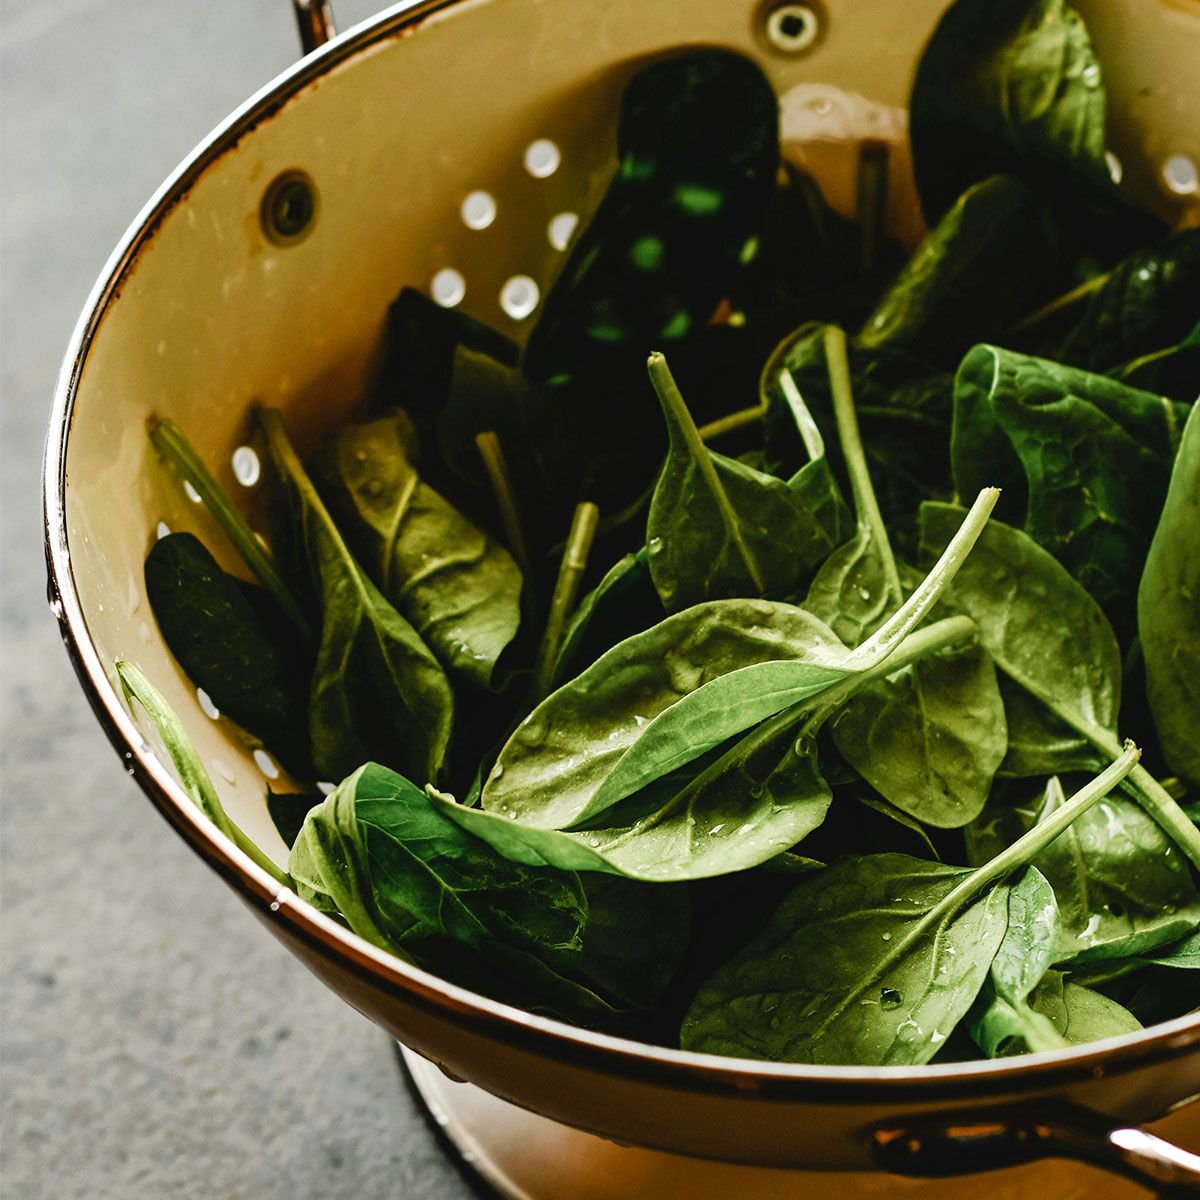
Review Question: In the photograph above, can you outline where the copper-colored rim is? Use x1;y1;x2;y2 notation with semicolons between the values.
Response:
42;0;1200;1107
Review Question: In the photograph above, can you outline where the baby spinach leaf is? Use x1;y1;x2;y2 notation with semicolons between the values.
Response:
967;865;1068;1056
681;746;1140;1064
266;788;322;850
551;547;661;687
523;49;778;384
681;853;1012;1065
919;503;1200;868
482;598;851;832
995;675;1102;778
1029;975;1142;1044
144;532;314;779
1138;402;1200;785
966;776;1200;963
256;408;454;785
644;353;833;612
1059;230;1200;372
950;345;1188;642
859;174;1048;365
311;410;522;689
1138;928;1200;970
908;0;1163;269
293;764;687;1020
829;644;1006;828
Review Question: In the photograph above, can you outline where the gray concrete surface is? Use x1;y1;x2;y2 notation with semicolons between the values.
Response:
1;3;479;1196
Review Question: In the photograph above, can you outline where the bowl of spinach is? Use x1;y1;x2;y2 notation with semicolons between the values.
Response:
45;0;1200;1185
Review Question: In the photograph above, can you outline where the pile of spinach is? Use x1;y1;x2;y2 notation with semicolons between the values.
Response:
127;17;1199;1065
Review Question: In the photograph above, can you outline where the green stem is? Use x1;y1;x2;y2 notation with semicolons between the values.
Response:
117;661;292;888
532;502;600;702
778;371;825;463
648;351;767;596
149;417;312;642
1007;271;1109;336
474;431;531;580
697;404;767;443
822;325;902;602
846;486;999;673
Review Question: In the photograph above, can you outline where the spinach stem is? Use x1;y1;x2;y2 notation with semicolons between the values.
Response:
822;325;902;602
1007;271;1109;336
532;501;600;702
647;351;767;595
778;371;825;463
696;403;767;443
148;417;312;641
117;661;293;889
474;431;531;580
847;486;999;672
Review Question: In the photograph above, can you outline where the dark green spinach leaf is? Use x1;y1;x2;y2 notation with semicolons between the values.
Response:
311;410;522;689
257;408;455;784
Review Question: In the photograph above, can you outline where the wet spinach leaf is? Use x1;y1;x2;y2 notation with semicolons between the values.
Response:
1138;402;1200;785
967;776;1200;963
950;346;1188;642
645;353;833;611
995;675;1101;778
311;410;522;689
859;174;1048;366
257;408;455;784
144;532;314;779
1028;975;1142;1043
967;865;1067;1056
909;0;1163;269
681;748;1139;1064
1059;230;1200;371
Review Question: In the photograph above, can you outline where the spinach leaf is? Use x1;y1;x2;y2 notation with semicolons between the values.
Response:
908;0;1163;268
800;327;1006;828
369;286;518;422
967;865;1068;1056
311;410;522;689
551;547;661;687
918;503;1200;868
523;49;778;384
1059;230;1200;372
1113;329;1200;408
967;777;1200;963
116;662;291;888
1138;402;1200;785
144;532;313;779
644;353;833;612
486;487;997;833
680;746;1140;1064
256;408;454;784
859;174;1048;366
292;764;687;1020
995;675;1102;778
266;788;322;850
828;644;1006;828
1139;929;1200;970
1028;975;1142;1043
950;345;1188;642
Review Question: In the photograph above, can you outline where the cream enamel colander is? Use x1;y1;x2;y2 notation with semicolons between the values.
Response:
44;1;1200;1193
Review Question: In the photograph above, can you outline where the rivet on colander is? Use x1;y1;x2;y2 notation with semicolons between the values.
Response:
260;170;319;245
461;190;497;230
762;2;822;55
1162;153;1198;196
431;267;466;308
524;138;561;179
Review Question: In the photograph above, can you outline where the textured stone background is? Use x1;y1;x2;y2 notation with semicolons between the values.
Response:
1;3;478;1196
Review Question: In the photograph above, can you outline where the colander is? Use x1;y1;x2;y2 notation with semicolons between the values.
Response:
43;0;1200;1194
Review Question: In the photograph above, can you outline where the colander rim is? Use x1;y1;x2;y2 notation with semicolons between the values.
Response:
42;0;1200;1103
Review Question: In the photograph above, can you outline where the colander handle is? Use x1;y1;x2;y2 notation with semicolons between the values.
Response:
871;1103;1200;1195
292;0;336;53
